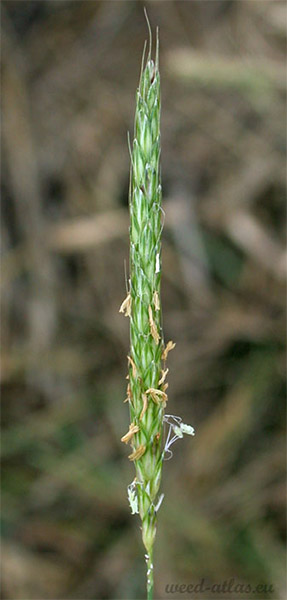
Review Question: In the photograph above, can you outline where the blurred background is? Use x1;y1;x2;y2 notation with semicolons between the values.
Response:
1;1;286;599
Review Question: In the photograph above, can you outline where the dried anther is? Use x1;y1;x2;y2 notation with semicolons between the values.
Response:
148;305;160;344
158;368;168;386
146;387;168;406
127;355;137;378
162;340;176;362
121;422;140;444
124;382;132;403
128;444;146;461
140;392;148;420
119;293;131;317
153;291;160;311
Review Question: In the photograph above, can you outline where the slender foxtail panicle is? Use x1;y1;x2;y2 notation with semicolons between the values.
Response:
120;13;195;600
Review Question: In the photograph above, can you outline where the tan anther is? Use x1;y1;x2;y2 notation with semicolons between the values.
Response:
124;382;132;403
148;305;160;345
162;340;176;361
146;387;168;406
158;368;169;386
162;383;169;392
119;293;131;317
153;291;160;311
128;444;146;461
140;392;148;420
127;355;137;378
121;422;140;444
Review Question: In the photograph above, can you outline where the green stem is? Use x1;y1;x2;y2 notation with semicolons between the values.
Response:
146;548;154;600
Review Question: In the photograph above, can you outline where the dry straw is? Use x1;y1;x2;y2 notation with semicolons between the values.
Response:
119;12;195;599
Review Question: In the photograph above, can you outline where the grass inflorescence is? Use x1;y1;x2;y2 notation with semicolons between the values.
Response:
119;13;194;600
